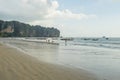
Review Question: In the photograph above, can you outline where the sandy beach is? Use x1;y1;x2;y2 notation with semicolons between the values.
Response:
0;43;99;80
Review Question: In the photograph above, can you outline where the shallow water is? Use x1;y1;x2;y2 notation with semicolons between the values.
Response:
1;38;120;80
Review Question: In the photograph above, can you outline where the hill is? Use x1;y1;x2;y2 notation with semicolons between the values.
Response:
0;20;60;37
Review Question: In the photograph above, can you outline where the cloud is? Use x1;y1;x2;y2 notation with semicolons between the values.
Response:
45;9;97;20
0;0;96;25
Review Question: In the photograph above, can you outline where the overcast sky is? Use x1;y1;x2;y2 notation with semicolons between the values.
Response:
0;0;120;37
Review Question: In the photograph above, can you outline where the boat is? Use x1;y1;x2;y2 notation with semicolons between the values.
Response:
60;37;74;41
92;38;99;41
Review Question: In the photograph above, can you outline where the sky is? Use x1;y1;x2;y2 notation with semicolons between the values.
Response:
0;0;120;37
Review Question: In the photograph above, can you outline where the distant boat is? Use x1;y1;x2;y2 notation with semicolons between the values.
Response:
82;38;99;41
92;38;99;41
102;36;109;40
106;38;109;40
60;37;74;41
83;38;91;40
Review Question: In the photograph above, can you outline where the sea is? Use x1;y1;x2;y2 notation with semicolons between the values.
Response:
0;37;120;80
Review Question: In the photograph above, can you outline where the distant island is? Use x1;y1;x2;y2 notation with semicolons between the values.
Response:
0;20;60;37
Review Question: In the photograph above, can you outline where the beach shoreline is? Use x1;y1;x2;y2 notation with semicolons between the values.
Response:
0;43;99;80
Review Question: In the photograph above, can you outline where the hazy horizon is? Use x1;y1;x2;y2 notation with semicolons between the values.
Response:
0;0;120;37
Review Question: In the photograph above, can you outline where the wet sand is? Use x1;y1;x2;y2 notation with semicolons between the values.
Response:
0;43;99;80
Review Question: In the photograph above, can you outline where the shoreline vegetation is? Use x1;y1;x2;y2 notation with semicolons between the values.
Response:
0;43;99;80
